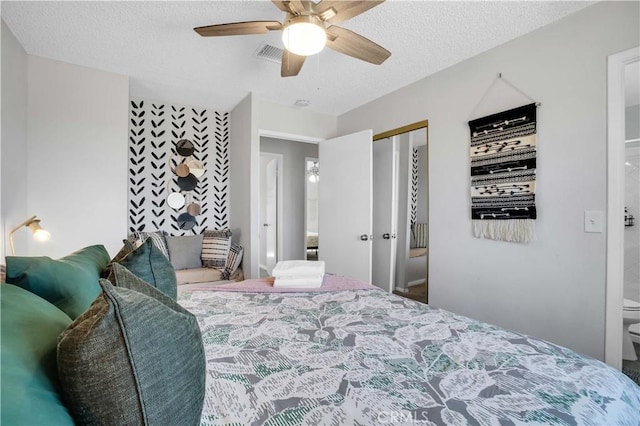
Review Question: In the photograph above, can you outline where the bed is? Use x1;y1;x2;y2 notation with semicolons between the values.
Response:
178;275;640;425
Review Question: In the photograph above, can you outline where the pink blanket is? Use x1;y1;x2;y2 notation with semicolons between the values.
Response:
184;274;377;293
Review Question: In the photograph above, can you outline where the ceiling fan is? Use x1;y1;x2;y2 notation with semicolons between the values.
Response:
194;0;391;77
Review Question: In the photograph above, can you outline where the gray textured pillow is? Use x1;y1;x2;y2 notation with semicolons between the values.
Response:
108;263;180;310
166;234;204;270
57;279;205;426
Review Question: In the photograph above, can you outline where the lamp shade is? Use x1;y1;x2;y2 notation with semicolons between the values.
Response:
9;216;50;255
282;17;326;56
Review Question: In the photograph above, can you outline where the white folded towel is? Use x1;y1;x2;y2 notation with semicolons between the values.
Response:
272;260;325;279
273;275;324;288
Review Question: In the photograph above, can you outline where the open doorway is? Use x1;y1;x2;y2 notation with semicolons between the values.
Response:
259;136;319;275
606;46;640;371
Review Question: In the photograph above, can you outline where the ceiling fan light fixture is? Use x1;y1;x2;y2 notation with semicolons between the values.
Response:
282;16;326;56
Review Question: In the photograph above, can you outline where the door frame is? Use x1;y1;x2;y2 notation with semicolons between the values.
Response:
259;152;284;275
605;46;639;369
257;130;323;277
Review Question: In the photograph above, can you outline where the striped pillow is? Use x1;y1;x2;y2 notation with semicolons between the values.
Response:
221;243;243;280
127;231;169;259
412;223;428;248
201;229;232;268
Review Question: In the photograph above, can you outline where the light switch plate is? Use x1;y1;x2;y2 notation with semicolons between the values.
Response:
584;210;603;233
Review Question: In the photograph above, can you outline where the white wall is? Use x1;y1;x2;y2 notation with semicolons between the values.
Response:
258;99;337;141
1;21;29;258
260;137;318;260
230;93;259;278
27;55;129;257
338;1;640;360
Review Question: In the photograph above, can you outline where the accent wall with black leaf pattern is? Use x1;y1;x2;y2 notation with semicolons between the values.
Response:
128;100;229;235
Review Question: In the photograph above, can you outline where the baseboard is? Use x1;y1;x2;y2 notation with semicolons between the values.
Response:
395;287;408;293
408;279;426;287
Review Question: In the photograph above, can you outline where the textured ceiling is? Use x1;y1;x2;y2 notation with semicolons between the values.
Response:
2;1;593;115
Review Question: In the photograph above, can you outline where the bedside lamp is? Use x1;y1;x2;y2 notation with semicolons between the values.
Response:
9;216;51;255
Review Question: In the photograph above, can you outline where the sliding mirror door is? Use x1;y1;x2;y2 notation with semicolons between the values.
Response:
372;122;429;303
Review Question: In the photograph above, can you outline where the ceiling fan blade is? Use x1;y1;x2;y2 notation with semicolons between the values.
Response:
194;21;282;37
272;0;312;15
281;50;306;77
315;1;384;24
325;26;391;65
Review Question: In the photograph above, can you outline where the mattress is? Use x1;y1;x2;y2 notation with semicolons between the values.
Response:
178;277;640;425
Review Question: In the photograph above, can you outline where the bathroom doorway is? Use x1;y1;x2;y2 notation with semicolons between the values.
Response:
605;46;640;373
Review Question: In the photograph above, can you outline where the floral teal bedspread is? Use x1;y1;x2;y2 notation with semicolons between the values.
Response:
178;288;640;425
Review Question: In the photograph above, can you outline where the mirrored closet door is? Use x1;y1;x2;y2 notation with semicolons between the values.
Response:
372;122;429;303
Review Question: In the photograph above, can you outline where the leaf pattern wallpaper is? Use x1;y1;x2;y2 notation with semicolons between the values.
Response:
128;100;229;235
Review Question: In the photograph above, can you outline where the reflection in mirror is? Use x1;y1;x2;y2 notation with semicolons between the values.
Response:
305;158;319;260
394;129;428;303
372;122;428;303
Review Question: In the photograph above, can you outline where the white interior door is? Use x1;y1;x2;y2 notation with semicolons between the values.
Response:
319;130;373;282
372;137;397;292
264;158;278;274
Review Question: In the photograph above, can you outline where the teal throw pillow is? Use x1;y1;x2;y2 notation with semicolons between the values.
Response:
6;245;110;319
57;279;205;425
108;263;181;308
116;238;178;299
1;284;75;425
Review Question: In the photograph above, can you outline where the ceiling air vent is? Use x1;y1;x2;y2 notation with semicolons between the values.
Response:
254;43;283;64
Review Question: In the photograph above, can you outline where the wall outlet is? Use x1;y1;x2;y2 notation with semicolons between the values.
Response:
584;210;603;233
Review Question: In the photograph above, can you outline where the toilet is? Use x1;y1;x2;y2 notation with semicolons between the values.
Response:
623;299;640;361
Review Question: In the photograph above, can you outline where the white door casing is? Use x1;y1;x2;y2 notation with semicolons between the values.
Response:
319;129;373;283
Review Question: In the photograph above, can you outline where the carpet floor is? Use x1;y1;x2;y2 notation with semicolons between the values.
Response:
622;341;640;386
